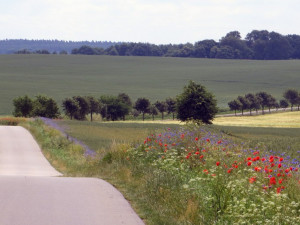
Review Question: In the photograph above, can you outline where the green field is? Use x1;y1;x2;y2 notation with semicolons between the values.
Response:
1;54;300;114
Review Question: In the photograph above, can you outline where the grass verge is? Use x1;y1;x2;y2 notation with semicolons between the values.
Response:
20;118;300;224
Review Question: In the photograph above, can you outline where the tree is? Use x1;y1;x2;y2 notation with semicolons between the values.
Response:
149;104;158;120
155;101;167;120
135;98;150;121
283;89;299;111
86;96;101;121
256;92;272;114
32;95;60;118
237;96;250;115
118;93;132;120
176;81;218;124
279;99;289;110
62;98;79;120
99;95;130;121
245;93;260;115
166;97;177;120
13;95;33;117
73;96;90;120
266;96;277;112
228;99;242;116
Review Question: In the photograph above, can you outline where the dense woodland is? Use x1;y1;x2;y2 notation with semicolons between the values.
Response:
2;30;300;59
0;39;118;54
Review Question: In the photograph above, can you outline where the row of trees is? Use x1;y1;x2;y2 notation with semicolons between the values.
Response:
71;30;300;60
13;81;218;124
61;94;177;122
228;89;300;115
13;95;60;118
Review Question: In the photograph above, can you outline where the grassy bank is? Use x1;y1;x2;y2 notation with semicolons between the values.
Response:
17;117;300;224
1;55;300;114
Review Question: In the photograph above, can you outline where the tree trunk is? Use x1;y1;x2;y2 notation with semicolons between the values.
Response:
162;112;164;120
152;114;154;120
242;109;243;115
90;112;93;122
235;110;236;116
172;113;175;120
142;112;145;121
250;109;252;116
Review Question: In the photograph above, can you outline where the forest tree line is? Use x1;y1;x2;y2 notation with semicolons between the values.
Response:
2;30;300;59
0;39;118;54
72;30;300;60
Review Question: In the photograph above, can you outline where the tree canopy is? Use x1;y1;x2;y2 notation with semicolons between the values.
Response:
176;81;218;124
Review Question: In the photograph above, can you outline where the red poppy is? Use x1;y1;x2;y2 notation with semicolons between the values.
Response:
278;164;282;168
247;161;252;166
195;137;199;141
216;161;220;166
249;177;256;183
277;187;281;194
279;157;284;162
270;177;276;185
227;169;232;173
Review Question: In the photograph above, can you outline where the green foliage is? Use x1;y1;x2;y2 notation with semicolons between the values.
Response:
13;95;33;117
86;96;101;122
154;100;167;120
100;95;130;121
135;97;150;121
62;98;79;120
72;96;90;120
176;81;218;124
280;99;289;109
13;95;60;118
149;104;158;120
228;99;242;115
32;95;60;118
166;97;176;120
284;89;299;110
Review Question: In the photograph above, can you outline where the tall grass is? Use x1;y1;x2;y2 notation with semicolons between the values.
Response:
26;118;300;224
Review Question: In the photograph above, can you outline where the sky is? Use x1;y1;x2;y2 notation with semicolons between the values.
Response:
0;0;299;44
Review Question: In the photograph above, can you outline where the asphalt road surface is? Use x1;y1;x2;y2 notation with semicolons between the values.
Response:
0;126;144;225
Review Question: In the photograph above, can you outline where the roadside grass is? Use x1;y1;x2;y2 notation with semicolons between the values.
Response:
0;116;27;125
213;111;300;128
1;55;300;114
56;120;180;151
20;116;300;224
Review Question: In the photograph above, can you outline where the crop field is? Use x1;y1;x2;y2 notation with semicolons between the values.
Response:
0;54;300;114
213;111;300;128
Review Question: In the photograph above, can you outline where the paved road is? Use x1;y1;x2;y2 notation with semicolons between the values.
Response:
0;126;144;225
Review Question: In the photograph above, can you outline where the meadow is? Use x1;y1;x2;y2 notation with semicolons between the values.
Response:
15;111;298;224
1;54;300;114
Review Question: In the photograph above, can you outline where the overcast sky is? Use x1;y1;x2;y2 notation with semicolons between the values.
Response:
0;0;299;44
